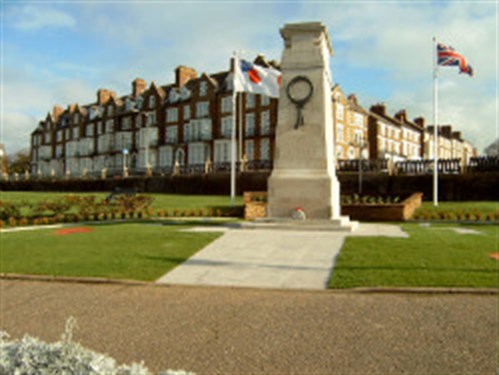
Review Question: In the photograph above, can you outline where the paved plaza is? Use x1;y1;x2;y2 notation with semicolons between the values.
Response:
157;223;408;289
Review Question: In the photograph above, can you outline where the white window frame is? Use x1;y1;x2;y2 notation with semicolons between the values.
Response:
196;101;209;118
245;139;254;161
199;81;208;97
221;116;233;138
245;113;255;137
166;108;178;123
246;94;255;108
183;105;191;121
260;138;270;161
260;111;270;135
166;125;178;144
221;96;232;113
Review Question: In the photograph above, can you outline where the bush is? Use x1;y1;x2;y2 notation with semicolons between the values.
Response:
8;217;17;227
0;201;21;221
0;318;195;375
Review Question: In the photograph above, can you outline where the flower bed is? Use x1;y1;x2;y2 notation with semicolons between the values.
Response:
341;193;423;222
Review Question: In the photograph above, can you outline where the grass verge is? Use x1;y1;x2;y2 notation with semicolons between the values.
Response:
329;223;499;289
0;223;222;281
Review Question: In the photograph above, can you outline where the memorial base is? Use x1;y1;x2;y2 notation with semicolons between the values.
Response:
237;217;359;232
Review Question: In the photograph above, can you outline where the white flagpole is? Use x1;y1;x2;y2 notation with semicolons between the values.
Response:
230;52;237;206
433;37;439;206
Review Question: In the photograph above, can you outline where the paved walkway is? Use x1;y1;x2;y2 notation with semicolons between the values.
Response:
157;223;408;289
1;279;495;375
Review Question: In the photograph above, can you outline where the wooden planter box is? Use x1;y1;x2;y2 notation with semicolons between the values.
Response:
244;192;423;222
341;193;423;222
244;192;268;221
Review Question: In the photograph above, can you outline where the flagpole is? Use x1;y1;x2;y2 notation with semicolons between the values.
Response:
433;37;439;206
230;51;237;206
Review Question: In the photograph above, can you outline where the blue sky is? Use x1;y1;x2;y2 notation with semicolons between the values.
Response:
1;0;497;155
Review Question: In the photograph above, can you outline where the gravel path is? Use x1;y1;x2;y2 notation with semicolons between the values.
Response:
1;279;496;375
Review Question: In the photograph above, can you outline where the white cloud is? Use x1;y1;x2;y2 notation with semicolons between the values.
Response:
6;5;76;31
2;1;496;155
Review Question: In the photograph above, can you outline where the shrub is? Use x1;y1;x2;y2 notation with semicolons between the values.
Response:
0;201;21;221
0;220;4;229
8;217;17;227
19;217;29;227
0;318;195;375
464;212;474;221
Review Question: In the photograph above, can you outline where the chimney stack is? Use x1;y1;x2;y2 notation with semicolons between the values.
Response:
370;103;386;116
175;66;197;88
441;125;452;137
132;78;147;97
52;105;63;120
414;117;425;128
97;89;112;105
394;110;407;123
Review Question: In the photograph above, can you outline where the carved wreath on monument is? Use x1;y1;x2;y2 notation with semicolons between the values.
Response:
286;75;314;129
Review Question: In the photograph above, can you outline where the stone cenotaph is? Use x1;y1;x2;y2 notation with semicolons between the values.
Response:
268;22;356;230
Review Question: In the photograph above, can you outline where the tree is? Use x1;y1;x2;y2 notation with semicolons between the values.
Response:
8;149;31;174
484;139;499;156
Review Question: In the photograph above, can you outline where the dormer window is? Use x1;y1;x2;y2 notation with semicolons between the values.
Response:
89;106;102;120
169;89;179;103
136;96;144;109
73;114;79;123
125;98;135;111
199;81;208;97
107;106;113;116
149;95;156;108
180;86;191;100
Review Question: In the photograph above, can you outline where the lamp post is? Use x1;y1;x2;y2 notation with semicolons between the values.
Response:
349;137;368;195
122;148;128;177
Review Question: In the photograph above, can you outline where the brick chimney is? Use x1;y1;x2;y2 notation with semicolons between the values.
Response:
175;66;197;87
394;110;407;123
132;78;147;97
52;105;63;120
97;89;112;105
370;103;386;116
347;94;358;105
414;117;425;128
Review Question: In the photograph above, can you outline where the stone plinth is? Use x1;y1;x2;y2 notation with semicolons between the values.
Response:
268;22;343;221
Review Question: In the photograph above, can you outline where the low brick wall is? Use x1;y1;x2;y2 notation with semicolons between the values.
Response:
341;193;423;222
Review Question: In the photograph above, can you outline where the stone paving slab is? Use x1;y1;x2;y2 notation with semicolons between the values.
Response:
157;223;408;289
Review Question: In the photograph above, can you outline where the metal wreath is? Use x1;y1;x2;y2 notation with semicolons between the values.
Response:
286;75;314;129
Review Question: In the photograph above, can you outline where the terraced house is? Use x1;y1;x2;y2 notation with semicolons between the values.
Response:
30;57;476;178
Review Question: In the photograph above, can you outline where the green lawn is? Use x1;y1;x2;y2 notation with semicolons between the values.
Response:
329;223;499;289
0;191;243;216
0;223;222;281
416;201;498;215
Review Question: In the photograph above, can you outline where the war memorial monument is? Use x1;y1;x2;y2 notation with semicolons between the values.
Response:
267;22;357;231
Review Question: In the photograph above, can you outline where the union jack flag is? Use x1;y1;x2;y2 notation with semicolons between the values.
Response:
437;43;473;77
